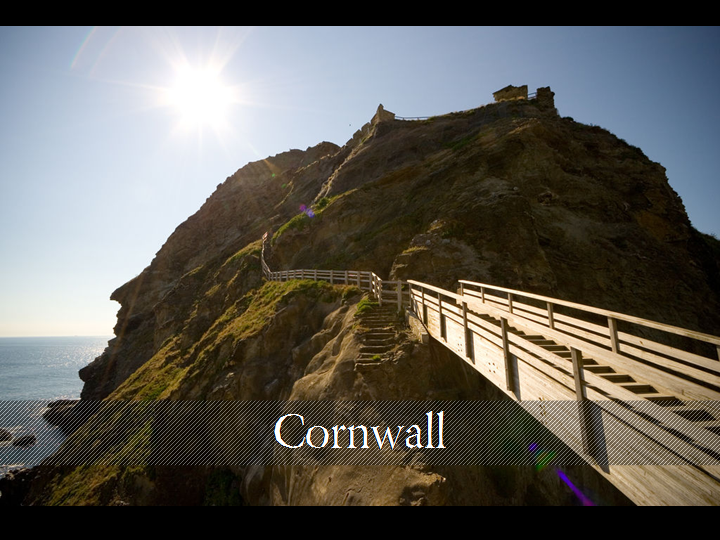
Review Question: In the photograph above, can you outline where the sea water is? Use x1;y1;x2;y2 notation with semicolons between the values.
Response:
0;336;109;477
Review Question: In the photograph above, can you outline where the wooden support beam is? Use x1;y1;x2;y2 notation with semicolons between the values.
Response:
438;292;444;339
608;317;620;354
571;347;586;400
547;302;555;329
463;301;474;363
501;317;514;392
571;347;593;455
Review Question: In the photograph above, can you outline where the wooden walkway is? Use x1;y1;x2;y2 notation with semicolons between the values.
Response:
261;238;720;505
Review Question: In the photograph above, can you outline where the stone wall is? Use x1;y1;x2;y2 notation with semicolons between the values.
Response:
372;104;396;124
493;85;528;102
536;87;556;111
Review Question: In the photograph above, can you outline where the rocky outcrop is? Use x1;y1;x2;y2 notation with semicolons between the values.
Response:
12;435;36;448
0;468;37;507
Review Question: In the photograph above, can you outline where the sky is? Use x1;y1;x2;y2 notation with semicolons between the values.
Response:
1;26;719;338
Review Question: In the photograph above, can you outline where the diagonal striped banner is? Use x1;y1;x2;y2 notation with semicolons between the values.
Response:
2;400;720;469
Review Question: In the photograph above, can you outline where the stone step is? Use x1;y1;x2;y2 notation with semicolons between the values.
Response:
357;354;384;361
364;338;395;346
360;345;394;354
355;362;382;372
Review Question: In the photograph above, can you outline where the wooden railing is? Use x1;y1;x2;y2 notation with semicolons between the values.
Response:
262;231;413;310
457;280;720;394
265;267;410;311
406;278;720;505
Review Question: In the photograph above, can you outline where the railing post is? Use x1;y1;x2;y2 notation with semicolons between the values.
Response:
571;347;592;454
608;317;620;354
547;302;555;329
422;288;427;325
501;317;514;393
313;269;318;281
571;347;587;400
438;292;444;340
330;269;334;285
357;272;361;289
480;287;485;303
344;270;348;285
463;301;474;364
508;293;514;314
396;282;402;310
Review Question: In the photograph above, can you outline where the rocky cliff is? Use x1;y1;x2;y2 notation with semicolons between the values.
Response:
16;88;720;505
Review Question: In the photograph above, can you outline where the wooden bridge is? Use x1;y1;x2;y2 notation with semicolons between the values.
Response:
261;238;720;505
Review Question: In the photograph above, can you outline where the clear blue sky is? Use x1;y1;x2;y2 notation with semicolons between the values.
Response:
1;26;719;337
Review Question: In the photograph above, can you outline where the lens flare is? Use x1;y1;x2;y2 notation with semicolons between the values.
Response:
556;469;596;506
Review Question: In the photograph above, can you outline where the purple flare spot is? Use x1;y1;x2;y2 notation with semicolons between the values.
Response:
556;469;596;506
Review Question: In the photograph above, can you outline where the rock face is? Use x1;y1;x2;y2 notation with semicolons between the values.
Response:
22;89;720;505
0;468;37;507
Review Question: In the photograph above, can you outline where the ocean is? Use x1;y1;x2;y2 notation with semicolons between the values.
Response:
0;336;110;477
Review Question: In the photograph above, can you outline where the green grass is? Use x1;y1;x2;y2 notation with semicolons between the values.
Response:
356;296;379;316
444;133;476;152
272;195;341;244
273;212;311;242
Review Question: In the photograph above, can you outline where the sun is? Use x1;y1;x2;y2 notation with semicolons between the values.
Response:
166;64;234;129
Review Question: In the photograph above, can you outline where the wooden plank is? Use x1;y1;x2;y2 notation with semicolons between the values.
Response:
552;311;611;338
612;341;720;388
407;280;462;302
552;319;613;350
618;331;720;375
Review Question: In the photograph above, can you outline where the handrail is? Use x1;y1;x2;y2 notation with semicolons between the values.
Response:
396;116;432;121
459;280;720;347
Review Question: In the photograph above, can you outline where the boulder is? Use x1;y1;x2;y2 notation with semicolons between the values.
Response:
12;435;36;448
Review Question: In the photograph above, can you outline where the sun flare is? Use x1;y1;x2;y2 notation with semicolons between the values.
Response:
166;65;234;129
